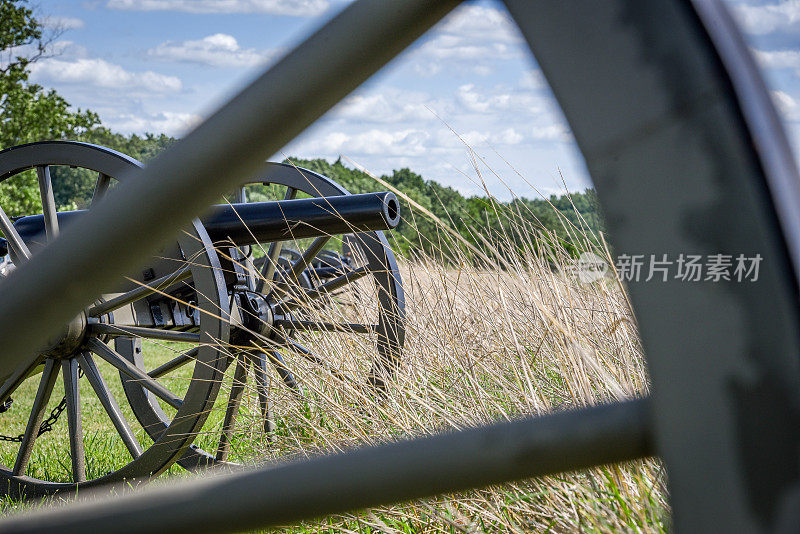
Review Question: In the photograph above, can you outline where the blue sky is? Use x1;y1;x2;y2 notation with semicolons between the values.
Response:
22;0;800;200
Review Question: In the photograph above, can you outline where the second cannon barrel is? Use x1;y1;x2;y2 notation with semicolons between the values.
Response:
204;191;400;244
12;191;401;249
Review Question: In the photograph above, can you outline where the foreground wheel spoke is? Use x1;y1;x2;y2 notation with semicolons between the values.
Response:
13;359;59;476
88;323;201;343
148;347;198;379
91;173;110;207
87;338;183;410
36;166;58;241
215;357;247;462
86;266;192;317
78;353;143;459
0;205;31;261
61;358;85;483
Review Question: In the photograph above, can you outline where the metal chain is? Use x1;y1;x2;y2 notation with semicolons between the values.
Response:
0;365;84;443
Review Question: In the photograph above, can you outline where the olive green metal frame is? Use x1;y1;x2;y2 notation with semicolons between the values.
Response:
0;0;798;532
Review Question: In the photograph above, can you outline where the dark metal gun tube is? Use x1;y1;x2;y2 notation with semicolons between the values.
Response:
13;192;401;247
204;191;400;244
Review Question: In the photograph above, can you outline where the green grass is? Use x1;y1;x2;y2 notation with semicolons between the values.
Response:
0;339;272;489
0;204;668;532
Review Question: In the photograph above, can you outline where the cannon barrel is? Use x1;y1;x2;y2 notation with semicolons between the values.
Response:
205;191;400;244
13;192;401;248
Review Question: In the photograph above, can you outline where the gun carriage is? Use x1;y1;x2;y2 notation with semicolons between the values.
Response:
0;140;404;494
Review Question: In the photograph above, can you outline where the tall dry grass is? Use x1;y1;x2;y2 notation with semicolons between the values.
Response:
0;162;667;532
211;177;668;532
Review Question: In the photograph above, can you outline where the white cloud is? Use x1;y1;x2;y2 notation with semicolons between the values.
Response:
40;16;85;30
49;40;89;58
421;35;518;62
0;40;88;71
148;34;275;68
456;83;541;114
530;124;571;142
436;5;523;44
333;90;433;123
493;127;524;145
771;90;800;124
104;111;202;136
106;0;329;16
301;129;431;157
733;1;800;34
520;70;545;90
29;57;182;92
753;48;800;79
458;128;523;147
754;48;800;69
412;4;524;77
773;89;797;112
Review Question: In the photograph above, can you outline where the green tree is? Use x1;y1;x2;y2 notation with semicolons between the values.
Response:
0;0;99;215
53;130;178;208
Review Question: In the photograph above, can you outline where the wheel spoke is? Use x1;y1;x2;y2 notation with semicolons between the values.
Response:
88;323;201;343
269;235;332;300
86;265;192;317
264;350;301;394
283;339;346;381
255;186;297;293
148;347;198;379
13;359;59;476
91;173;111;207
77;353;143;459
290;236;331;281
0;204;31;261
36;166;58;241
276;266;368;312
87;338;183;410
273;318;374;334
247;353;275;436
233;187;246;203
0;357;43;405
61;358;85;483
215;357;247;462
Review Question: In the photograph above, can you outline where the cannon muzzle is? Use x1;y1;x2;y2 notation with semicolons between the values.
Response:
13;192;401;249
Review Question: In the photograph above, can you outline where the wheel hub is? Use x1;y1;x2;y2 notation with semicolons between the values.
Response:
37;312;87;358
230;290;274;344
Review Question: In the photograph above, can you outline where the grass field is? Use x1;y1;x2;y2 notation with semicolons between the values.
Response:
0;187;668;532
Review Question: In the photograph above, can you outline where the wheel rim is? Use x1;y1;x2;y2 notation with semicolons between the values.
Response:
0;141;230;496
504;1;800;528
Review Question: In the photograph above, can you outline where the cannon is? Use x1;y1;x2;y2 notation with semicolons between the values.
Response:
0;141;405;494
11;193;401;250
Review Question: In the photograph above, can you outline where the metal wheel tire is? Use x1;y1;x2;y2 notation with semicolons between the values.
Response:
0;141;230;497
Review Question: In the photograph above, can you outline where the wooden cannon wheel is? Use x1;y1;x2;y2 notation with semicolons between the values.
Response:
121;162;406;469
0;141;231;496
